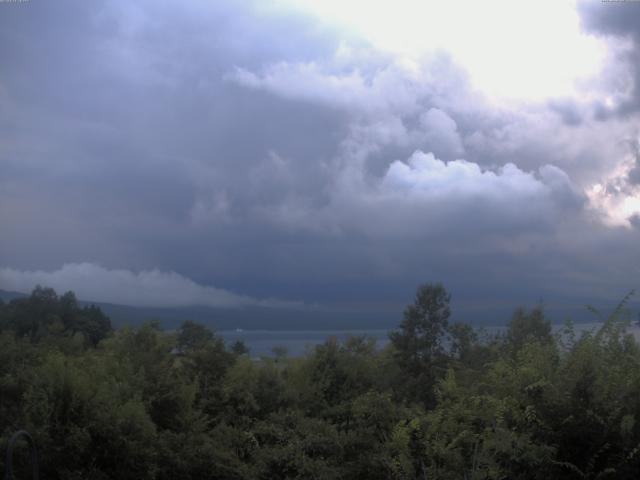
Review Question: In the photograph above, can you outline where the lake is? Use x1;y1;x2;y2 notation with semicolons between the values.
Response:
218;329;391;357
217;322;640;357
219;322;640;357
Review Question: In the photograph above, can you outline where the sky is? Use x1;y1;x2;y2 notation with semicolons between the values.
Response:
1;0;640;323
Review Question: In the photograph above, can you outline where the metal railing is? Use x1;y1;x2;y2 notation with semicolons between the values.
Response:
4;430;39;480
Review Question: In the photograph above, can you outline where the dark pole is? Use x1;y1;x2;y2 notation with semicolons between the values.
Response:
4;430;39;480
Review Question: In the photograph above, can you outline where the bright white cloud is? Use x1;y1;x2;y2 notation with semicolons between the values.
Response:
382;152;547;200
0;263;300;309
276;0;606;100
586;150;640;228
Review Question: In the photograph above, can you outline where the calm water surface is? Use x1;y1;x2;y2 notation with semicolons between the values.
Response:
219;329;390;357
219;322;640;357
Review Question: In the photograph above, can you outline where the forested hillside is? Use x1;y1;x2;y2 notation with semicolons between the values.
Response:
1;285;640;479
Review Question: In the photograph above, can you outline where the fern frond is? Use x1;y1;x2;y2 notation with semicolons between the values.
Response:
551;460;585;478
593;467;617;479
586;304;604;323
608;290;635;323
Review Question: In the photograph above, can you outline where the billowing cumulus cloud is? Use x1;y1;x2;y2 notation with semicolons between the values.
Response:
384;153;561;200
378;153;585;229
585;139;640;228
418;109;465;159
257;150;584;239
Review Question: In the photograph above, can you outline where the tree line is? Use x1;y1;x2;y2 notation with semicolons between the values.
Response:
0;284;639;479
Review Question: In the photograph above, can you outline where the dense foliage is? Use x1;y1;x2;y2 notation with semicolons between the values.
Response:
1;284;640;479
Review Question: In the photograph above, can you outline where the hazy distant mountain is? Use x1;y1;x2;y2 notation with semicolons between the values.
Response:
2;289;635;331
0;289;27;302
0;289;398;330
94;302;402;331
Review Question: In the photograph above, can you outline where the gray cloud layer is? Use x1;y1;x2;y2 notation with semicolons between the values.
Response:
0;263;299;308
578;0;640;116
1;0;639;317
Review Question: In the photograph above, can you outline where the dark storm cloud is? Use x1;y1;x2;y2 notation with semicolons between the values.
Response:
0;2;344;252
0;0;351;303
1;0;639;316
548;98;584;126
627;140;640;185
578;0;640;116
